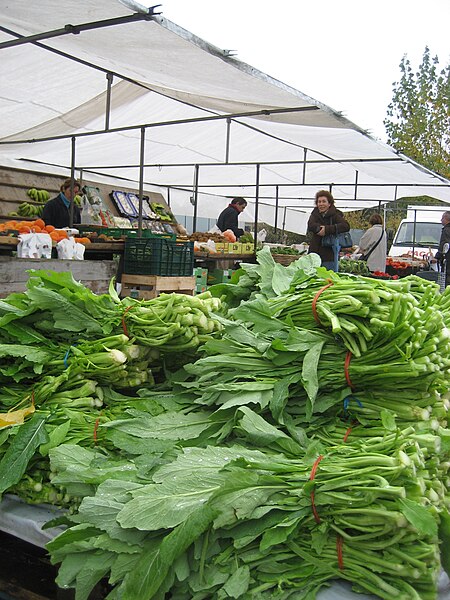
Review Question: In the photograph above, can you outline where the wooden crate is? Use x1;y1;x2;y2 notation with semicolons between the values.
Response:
0;256;117;297
121;274;195;300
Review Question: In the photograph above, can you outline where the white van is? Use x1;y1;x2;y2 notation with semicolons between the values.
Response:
388;205;445;258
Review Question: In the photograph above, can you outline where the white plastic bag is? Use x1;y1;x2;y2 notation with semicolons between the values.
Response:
17;233;52;259
56;238;85;260
257;228;267;242
207;224;222;234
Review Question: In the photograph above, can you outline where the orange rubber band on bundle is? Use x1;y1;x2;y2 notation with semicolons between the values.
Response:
343;426;353;443
93;418;100;442
311;279;334;324
344;350;354;389
122;305;134;337
336;535;344;570
309;455;324;523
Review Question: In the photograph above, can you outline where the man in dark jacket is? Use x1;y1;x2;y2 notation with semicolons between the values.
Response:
42;178;81;228
217;197;247;238
435;211;450;287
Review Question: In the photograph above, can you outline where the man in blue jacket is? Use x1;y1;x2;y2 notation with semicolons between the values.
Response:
217;197;247;238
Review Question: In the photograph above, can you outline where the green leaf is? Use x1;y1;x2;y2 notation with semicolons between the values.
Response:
0;414;48;495
56;550;113;600
104;411;213;441
398;498;438;538
237;406;303;456
381;409;397;431
120;504;217;600
117;471;227;530
40;420;72;456
25;286;104;334
222;565;250;598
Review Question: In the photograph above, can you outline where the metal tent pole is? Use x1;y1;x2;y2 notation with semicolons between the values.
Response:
138;127;146;236
253;164;260;254
105;73;114;131
274;185;279;233
69;136;76;227
192;164;199;232
225;118;231;163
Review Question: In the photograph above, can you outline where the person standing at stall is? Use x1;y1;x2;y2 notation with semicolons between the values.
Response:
358;213;387;273
307;190;350;271
42;178;81;228
435;210;450;287
217;197;247;239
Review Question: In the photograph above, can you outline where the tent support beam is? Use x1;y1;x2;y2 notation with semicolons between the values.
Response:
225;118;231;163
76;156;404;170
274;185;279;233
0;11;160;50
192;165;200;232
0;105;320;145
138;127;146;236
254;164;260;253
302;149;307;183
105;73;114;131
69;136;76;228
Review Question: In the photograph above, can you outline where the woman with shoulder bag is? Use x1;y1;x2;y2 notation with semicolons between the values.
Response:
358;213;387;273
307;190;350;271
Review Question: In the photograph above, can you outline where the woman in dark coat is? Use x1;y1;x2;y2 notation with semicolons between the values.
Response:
307;190;350;271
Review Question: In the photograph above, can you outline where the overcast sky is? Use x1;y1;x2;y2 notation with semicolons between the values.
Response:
149;0;449;140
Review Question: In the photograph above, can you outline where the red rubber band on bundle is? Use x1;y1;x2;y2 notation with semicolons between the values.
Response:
343;426;353;442
344;351;354;390
309;455;324;523
93;417;101;442
122;305;134;337
311;279;334;324
336;535;344;570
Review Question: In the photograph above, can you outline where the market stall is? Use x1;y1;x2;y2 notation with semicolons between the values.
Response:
1;3;450;598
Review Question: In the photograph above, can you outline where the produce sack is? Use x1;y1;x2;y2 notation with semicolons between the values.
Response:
16;232;52;259
322;231;353;248
56;237;85;260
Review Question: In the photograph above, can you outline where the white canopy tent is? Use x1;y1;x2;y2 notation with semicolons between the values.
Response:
1;0;449;234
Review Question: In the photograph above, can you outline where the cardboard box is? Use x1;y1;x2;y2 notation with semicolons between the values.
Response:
208;268;234;285
195;284;207;294
229;242;242;254
241;242;254;254
214;243;227;254
193;267;208;284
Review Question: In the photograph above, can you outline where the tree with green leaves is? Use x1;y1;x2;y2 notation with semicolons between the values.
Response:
384;47;450;179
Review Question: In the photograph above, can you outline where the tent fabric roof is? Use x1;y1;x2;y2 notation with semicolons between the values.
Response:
1;0;449;234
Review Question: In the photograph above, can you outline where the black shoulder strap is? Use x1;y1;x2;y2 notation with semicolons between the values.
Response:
363;230;384;259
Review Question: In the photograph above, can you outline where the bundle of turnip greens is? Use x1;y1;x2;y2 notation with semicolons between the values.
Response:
0;269;222;505
43;410;448;600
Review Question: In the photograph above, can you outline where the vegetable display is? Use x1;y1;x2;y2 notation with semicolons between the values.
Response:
0;250;449;600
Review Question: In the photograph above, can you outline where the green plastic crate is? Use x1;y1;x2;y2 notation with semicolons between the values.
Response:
77;226;175;240
124;238;194;276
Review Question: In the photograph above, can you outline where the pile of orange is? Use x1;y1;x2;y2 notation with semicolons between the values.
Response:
0;219;74;243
